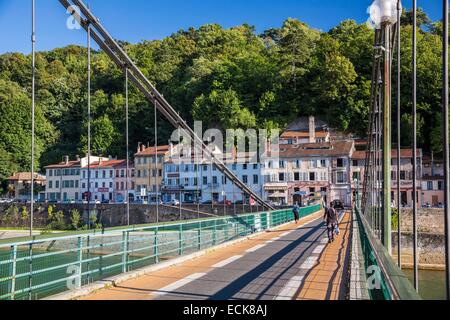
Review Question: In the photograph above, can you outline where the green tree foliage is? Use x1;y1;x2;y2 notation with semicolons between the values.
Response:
0;13;446;181
70;209;82;231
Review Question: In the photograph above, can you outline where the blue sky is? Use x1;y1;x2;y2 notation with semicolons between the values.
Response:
0;0;442;54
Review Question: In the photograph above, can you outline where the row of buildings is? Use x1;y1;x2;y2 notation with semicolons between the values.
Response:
6;117;446;208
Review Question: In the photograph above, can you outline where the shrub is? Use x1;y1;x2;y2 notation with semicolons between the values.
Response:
21;206;29;225
392;207;399;230
47;210;67;231
70;209;82;231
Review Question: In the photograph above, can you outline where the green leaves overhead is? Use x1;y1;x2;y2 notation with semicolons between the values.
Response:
0;11;445;188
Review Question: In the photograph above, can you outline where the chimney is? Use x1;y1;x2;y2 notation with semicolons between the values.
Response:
170;142;174;157
137;142;141;153
309;116;315;143
75;155;80;162
99;158;103;166
141;144;146;153
64;155;69;164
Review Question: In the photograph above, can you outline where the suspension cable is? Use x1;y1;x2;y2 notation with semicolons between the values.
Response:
30;0;36;237
87;2;91;229
396;0;402;269
412;0;419;292
442;0;450;300
154;101;159;224
125;68;130;226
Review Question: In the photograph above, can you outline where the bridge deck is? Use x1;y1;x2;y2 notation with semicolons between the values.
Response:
81;211;351;301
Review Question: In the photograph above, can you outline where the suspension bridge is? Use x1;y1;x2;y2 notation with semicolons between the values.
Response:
0;0;449;300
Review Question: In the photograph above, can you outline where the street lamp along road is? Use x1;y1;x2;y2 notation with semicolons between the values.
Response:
369;0;401;29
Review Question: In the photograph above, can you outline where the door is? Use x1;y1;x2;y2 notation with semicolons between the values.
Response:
432;196;439;207
401;192;407;206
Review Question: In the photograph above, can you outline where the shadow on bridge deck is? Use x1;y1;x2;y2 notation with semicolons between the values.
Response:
80;211;352;301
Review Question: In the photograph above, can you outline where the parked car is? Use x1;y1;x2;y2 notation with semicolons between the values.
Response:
332;200;345;210
171;199;180;206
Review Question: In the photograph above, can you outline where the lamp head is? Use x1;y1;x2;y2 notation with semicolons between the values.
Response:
368;0;402;29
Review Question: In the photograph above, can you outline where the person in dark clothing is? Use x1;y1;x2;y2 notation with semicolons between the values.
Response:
293;203;300;224
324;202;338;243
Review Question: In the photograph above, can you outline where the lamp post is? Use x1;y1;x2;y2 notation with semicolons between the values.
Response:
369;0;401;254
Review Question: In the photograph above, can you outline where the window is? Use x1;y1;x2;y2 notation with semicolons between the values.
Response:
309;172;316;181
352;160;358;167
253;164;258;170
203;177;208;185
49;181;53;189
55;181;59;188
337;159;344;168
82;183;85;189
279;173;285;182
400;171;406;180
279;161;285;169
82;171;86;179
95;182;98;188
213;176;218;184
242;175;248;184
294;172;300;181
321;160;327;167
203;165;208;172
116;182;120;190
427;181;433;191
95;171;99;179
337;172;346;184
439;181;444;190
75;181;79;188
49;170;53;177
253;175;258;184
232;164;237;171
294;160;301;169
243;164;248;170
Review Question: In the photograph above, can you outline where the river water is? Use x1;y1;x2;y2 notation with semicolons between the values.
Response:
403;269;446;300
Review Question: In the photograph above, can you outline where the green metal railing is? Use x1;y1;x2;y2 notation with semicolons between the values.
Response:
0;205;321;300
354;206;421;300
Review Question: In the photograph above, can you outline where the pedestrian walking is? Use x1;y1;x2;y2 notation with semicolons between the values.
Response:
293;203;300;224
324;202;338;243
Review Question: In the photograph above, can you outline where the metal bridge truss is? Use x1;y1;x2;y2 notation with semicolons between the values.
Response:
59;0;275;211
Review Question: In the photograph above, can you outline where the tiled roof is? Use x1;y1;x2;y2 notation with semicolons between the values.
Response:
277;140;354;158
44;161;80;169
352;149;423;160
8;172;46;181
280;131;329;139
135;145;170;156
86;159;127;169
